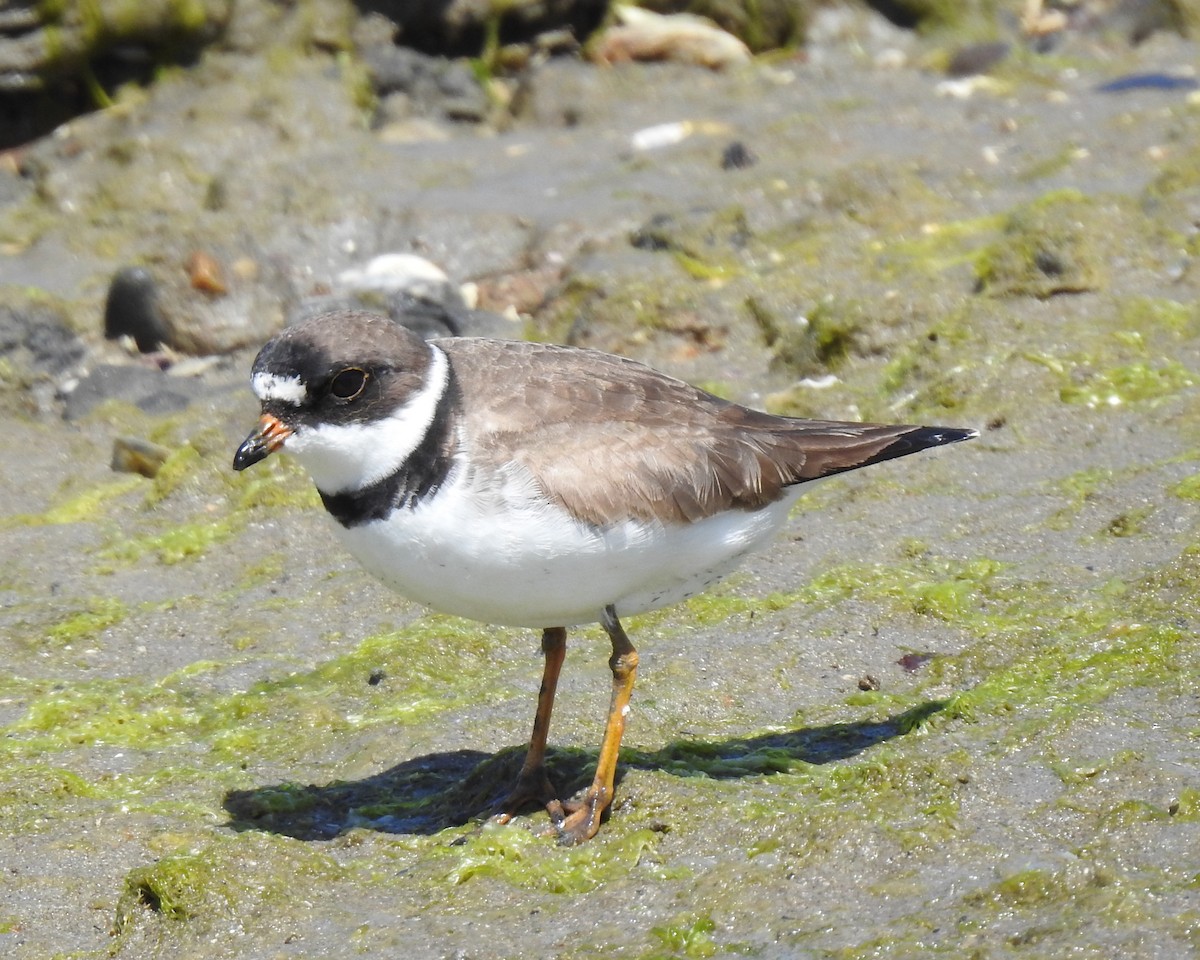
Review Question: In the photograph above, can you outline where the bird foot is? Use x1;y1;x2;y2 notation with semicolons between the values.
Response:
490;765;560;827
487;773;607;845
551;788;609;846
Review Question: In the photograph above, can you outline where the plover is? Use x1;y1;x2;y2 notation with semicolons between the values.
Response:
234;310;975;843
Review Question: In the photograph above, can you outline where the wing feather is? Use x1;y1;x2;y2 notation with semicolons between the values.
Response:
438;338;970;526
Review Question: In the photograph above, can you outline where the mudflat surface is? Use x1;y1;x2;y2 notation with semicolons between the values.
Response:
1;13;1199;960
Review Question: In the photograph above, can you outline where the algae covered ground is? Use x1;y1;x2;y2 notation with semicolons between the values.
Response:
2;16;1200;960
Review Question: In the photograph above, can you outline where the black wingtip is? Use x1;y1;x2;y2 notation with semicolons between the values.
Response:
855;424;977;472
909;426;979;449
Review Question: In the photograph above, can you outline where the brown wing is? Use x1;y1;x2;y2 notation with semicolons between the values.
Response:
439;338;973;526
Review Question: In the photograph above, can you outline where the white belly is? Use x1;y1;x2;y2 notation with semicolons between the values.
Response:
334;464;806;628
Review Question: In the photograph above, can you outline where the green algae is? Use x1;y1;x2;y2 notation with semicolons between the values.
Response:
1145;125;1200;199
1043;464;1125;531
801;555;1006;622
1;613;512;770
102;515;239;566
436;823;664;893
532;273;711;348
94;439;317;569
0;764;97;822
5;529;1199;957
1052;465;1117;502
870;213;1003;279
1;421;315;582
0;475;142;529
1059;360;1197;409
44;596;128;646
1026;351;1198;410
1017;143;1088;182
1170;472;1200;500
648;912;719;958
1170;788;1200;820
962;859;1155;927
672;250;735;282
114;831;345;940
1117;296;1198;338
1102;506;1153;538
766;297;868;375
12;679;204;753
214;616;522;739
819;161;949;229
700;542;1196;759
975;190;1106;298
626;206;759;289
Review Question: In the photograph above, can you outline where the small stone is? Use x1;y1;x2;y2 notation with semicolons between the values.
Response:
594;7;751;70
186;251;228;295
946;41;1010;78
111;436;172;478
721;141;757;170
897;652;935;673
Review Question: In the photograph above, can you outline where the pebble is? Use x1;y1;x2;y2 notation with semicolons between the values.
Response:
362;44;489;123
720;141;757;170
631;119;731;152
186;251;228;295
946;41;1011;78
1095;72;1200;93
337;253;449;295
111;436;171;478
594;6;751;70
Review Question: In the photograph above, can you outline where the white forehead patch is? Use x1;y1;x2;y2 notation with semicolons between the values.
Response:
252;372;308;406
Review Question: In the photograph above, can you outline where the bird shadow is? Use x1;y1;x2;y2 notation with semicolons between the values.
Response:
222;700;944;841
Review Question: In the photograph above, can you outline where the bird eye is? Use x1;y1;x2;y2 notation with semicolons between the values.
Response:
329;368;368;400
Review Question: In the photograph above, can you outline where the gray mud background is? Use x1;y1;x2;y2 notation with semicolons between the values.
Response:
1;2;1199;958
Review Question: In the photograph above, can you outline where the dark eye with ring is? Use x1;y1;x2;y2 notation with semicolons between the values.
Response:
329;368;368;400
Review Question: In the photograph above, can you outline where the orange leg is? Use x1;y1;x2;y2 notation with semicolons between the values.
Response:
557;605;638;845
494;627;567;824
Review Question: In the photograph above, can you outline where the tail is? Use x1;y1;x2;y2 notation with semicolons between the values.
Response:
861;425;979;469
770;422;978;486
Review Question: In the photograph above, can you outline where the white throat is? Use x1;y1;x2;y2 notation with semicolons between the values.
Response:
284;344;450;495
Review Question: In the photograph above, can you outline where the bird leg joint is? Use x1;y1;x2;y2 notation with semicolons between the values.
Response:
608;649;639;679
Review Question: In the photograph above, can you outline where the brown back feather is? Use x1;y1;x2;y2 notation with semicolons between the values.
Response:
439;338;967;526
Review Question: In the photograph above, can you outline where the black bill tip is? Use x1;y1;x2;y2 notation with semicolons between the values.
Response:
233;414;292;471
233;433;270;471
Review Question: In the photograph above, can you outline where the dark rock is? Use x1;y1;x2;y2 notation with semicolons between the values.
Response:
104;267;171;353
1095;72;1200;93
1106;0;1191;45
384;290;463;337
356;0;609;58
0;0;232;149
62;364;204;420
362;44;489;122
0;302;85;378
720;141;757;170
946;41;1010;78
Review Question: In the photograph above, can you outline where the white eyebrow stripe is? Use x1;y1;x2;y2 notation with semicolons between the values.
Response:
252;372;308;406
